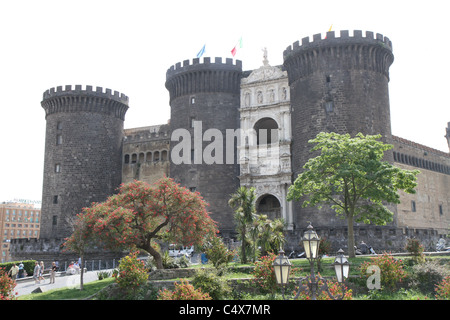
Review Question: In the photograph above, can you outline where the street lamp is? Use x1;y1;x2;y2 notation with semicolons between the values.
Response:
273;249;292;287
302;223;320;260
333;249;350;283
273;223;350;300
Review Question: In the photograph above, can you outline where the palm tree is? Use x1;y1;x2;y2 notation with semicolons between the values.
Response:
228;186;256;264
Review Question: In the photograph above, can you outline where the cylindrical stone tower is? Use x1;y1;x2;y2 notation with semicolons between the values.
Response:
40;85;129;239
165;57;242;236
283;30;395;228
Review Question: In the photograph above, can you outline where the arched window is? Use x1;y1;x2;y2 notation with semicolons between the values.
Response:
146;152;152;162
154;151;160;162
139;153;145;163
253;117;279;145
131;154;137;164
161;150;168;161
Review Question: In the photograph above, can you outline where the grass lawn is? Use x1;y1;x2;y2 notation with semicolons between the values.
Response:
18;277;115;300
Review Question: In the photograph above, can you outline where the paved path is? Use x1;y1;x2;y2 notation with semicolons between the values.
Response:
13;269;115;297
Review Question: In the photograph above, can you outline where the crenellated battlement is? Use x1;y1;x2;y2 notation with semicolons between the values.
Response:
283;30;392;59
283;30;394;83
41;85;129;120
166;57;242;79
43;84;129;104
165;57;243;102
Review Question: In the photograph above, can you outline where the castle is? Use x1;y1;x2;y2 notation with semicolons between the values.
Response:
10;30;450;262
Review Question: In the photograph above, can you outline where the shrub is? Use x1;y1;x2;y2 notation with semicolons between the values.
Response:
114;250;148;292
157;279;212;300
191;268;231;300
295;278;353;300
435;276;450;300
0;267;16;300
252;252;300;295
203;235;236;270
251;252;278;295
405;238;425;263
359;252;406;291
410;260;450;294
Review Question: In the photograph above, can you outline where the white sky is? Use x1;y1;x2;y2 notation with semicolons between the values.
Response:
1;0;449;203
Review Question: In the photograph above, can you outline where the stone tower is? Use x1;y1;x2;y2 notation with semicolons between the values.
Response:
283;30;395;228
165;57;242;236
40;85;129;239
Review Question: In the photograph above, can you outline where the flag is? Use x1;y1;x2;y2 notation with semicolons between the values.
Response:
231;37;243;57
197;44;206;58
325;25;333;39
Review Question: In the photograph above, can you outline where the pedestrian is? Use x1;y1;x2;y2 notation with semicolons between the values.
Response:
39;261;45;282
18;262;25;279
49;261;57;284
8;264;19;282
33;261;40;284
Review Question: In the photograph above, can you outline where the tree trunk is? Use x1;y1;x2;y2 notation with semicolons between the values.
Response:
347;215;355;258
145;243;163;269
79;255;84;290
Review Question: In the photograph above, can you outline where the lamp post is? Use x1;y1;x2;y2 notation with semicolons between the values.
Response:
273;223;350;300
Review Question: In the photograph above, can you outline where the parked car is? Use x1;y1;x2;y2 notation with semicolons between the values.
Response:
168;244;194;257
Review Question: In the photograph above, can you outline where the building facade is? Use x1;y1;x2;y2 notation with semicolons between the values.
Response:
1;202;41;262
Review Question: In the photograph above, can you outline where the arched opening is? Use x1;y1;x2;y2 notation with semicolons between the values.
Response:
161;150;168;161
256;194;281;220
253;118;278;145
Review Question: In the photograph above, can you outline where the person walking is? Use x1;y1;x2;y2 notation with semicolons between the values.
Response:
49;261;57;284
38;261;45;282
33;261;40;284
8;264;19;282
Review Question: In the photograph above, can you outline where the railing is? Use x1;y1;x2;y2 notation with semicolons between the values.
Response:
56;258;120;273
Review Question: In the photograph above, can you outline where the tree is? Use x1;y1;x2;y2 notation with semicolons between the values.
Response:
228;186;256;264
64;177;218;269
287;132;419;257
63;215;94;290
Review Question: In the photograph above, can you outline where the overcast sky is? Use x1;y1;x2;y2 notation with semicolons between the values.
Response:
1;0;449;204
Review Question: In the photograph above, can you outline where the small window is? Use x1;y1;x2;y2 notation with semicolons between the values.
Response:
326;75;331;83
439;204;443;216
55;164;61;173
53;195;58;204
57;122;62;130
52;215;58;226
411;200;416;212
189;187;197;192
325;101;334;113
124;154;130;164
56;134;63;145
190;96;195;104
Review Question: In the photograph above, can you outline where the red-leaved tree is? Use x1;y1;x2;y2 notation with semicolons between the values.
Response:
64;177;218;269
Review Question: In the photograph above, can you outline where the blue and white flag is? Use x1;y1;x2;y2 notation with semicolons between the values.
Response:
197;44;206;58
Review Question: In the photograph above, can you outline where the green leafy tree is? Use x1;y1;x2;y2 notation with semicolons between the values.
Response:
228;186;257;264
287;132;419;257
64;177;218;269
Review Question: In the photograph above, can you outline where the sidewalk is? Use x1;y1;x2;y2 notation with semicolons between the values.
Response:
13;269;115;297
